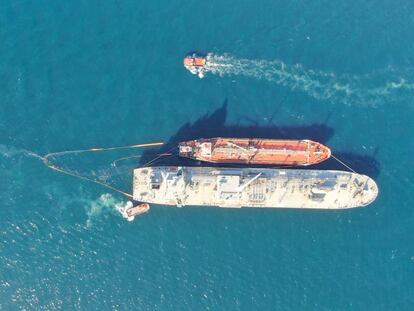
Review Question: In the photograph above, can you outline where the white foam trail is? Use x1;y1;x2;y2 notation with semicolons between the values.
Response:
116;201;136;222
0;144;43;160
85;193;129;227
202;53;414;106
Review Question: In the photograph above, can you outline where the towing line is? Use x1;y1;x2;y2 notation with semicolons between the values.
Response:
42;141;166;198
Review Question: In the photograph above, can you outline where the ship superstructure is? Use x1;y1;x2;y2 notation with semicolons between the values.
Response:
133;166;378;209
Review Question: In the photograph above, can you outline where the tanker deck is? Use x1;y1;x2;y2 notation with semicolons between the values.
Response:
179;138;331;166
133;166;378;209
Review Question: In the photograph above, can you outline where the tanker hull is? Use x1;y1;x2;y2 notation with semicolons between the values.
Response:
179;138;331;166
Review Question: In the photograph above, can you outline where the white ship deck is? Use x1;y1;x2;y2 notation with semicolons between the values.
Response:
133;166;378;209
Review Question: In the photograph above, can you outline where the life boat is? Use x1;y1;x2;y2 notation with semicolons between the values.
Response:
122;202;150;221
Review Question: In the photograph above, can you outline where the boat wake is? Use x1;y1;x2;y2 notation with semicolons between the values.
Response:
85;193;130;227
202;53;414;106
0;144;43;161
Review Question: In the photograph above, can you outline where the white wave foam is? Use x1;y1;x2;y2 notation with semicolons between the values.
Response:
202;53;414;106
0;144;43;160
85;193;131;227
116;201;136;222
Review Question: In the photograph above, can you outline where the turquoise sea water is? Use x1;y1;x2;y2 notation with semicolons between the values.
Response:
1;1;414;310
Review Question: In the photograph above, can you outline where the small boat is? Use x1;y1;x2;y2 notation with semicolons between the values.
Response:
122;202;150;221
183;52;208;78
179;137;331;166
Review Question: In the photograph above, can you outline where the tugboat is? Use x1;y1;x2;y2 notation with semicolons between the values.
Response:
121;201;150;221
183;52;208;78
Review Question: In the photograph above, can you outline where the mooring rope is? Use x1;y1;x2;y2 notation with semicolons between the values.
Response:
111;152;173;167
43;158;134;198
43;142;164;159
141;146;178;168
331;154;357;173
42;141;165;199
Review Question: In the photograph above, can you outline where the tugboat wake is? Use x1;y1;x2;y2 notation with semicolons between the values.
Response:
184;52;414;107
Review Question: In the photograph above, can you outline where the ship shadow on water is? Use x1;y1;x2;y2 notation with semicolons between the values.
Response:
139;102;380;179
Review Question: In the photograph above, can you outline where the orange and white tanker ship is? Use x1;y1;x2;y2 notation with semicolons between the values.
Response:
179;137;331;166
